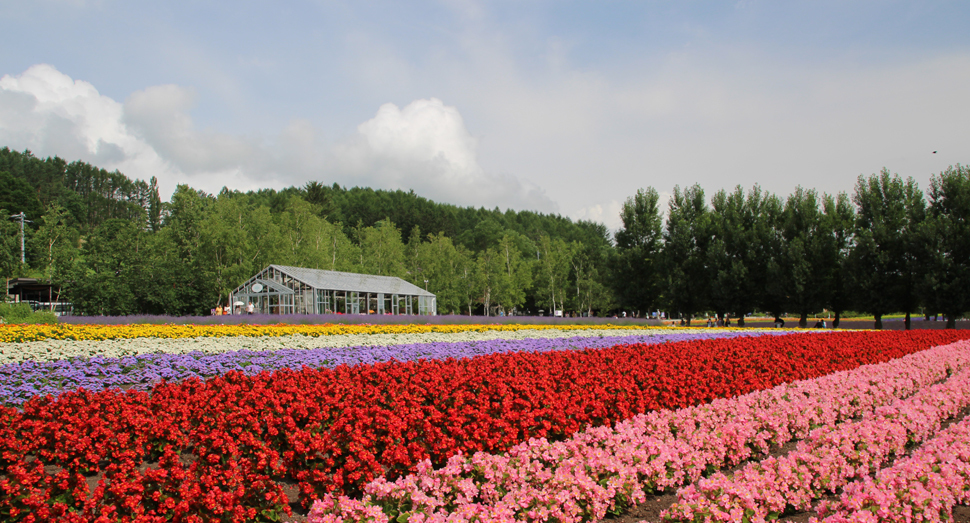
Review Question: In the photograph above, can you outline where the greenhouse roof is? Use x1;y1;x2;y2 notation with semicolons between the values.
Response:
269;265;434;297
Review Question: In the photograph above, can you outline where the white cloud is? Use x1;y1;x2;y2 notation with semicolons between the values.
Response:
122;83;274;187
429;35;970;225
572;200;624;230
329;98;557;212
0;64;558;213
0;64;173;180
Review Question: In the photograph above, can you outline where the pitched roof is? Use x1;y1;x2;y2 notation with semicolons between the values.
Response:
270;265;434;296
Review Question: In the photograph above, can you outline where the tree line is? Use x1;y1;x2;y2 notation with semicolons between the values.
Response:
1;147;968;327
616;168;970;329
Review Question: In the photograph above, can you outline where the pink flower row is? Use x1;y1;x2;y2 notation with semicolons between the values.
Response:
306;340;970;523
815;415;970;523
662;357;970;522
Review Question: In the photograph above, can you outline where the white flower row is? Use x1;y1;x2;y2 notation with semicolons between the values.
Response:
0;327;710;365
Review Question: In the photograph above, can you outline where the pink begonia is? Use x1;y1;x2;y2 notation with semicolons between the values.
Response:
662;362;970;522
306;340;970;523
815;415;970;523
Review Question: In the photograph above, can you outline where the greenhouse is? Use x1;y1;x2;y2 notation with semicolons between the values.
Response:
229;265;436;316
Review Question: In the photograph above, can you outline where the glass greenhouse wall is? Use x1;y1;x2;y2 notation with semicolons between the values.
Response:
229;265;437;316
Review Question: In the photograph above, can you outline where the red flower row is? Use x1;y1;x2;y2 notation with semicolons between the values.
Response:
2;330;968;522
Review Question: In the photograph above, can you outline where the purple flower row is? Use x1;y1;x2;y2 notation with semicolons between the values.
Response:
58;313;653;326
0;331;775;406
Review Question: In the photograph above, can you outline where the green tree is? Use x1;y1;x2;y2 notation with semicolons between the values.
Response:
495;234;533;314
310;218;357;273
199;195;261;307
0;208;23;281
359;219;406;277
246;203;285;273
277;195;325;268
29;203;79;307
146;176;163;232
412;232;464;314
404;226;424;283
0;170;44;222
921;165;970;329
757;194;787;323
778;187;832;327
847;170;926;329
65;219;144;315
662;184;711;325
821;193;855;327
302;180;340;222
612;188;663;316
160;185;216;315
705;186;773;325
455;245;479;315
571;242;613;316
476;247;504;316
536;234;571;315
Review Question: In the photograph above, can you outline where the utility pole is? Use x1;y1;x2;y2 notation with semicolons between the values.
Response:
10;212;29;264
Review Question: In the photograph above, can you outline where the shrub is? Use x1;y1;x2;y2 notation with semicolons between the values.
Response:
0;302;58;324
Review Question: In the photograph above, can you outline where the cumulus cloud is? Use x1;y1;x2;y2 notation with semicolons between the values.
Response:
329;98;557;212
0;64;174;181
0;64;557;213
572;200;624;230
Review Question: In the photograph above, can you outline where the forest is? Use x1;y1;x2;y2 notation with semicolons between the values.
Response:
1;146;968;328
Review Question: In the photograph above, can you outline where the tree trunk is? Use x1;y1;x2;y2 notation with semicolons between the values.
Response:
685;314;692;327
799;312;808;328
904;312;911;331
737;316;745;327
833;311;841;328
947;315;956;329
874;313;883;330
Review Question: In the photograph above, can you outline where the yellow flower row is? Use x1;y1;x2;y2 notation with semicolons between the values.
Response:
0;323;658;343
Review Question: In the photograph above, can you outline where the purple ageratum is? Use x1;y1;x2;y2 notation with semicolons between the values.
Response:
57;313;654;327
0;330;785;406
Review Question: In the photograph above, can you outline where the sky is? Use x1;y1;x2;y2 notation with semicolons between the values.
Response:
1;1;968;230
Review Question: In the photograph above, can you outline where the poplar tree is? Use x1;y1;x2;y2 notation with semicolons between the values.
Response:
921;165;970;329
847;169;926;329
612;188;663;316
662;184;711;325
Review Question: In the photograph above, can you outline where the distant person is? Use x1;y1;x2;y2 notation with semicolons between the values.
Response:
215;305;223;316
774;318;785;328
725;314;731;327
813;319;824;328
247;302;254;315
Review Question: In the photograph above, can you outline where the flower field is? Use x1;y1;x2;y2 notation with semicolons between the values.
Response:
0;323;654;344
1;324;969;522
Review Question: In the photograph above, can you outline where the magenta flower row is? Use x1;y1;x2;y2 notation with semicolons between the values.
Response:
306;340;970;523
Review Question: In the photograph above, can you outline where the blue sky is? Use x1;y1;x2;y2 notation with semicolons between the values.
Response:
2;1;968;228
